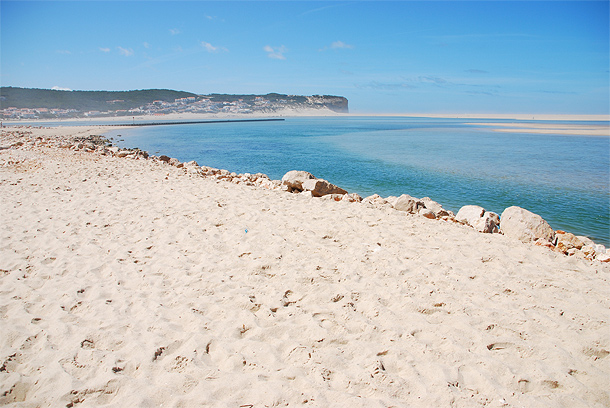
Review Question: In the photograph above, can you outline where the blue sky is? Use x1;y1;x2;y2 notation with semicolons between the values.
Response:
1;1;608;114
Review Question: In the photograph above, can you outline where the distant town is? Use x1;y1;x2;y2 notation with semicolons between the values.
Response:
0;88;348;120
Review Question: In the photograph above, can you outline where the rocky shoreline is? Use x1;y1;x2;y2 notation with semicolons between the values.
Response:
2;126;608;263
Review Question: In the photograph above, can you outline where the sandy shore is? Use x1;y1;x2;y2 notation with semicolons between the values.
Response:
466;122;610;137
1;126;609;407
377;113;609;122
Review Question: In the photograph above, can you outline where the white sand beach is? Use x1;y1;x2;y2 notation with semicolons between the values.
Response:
1;126;609;407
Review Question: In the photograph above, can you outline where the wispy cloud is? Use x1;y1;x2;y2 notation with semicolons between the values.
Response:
52;86;72;91
300;3;346;16
356;81;416;90
464;90;499;96
117;47;134;57
331;41;354;50
204;15;224;22
169;28;181;35
264;45;287;60
201;41;228;53
320;40;354;51
418;75;448;85
143;42;151;49
538;90;578;95
56;50;71;55
99;47;111;53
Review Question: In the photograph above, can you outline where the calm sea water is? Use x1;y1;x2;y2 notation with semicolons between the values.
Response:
106;116;610;246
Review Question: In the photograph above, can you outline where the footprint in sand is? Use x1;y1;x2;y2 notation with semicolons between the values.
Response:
486;342;514;351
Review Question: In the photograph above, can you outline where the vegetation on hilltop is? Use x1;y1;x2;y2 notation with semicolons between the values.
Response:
0;87;198;111
1;87;349;118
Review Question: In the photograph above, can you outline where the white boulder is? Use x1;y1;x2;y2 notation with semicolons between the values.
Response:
421;197;453;218
301;178;347;197
281;170;316;193
393;194;424;214
362;194;392;209
500;206;555;243
456;205;500;233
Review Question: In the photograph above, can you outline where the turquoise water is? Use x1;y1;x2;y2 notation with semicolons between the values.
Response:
107;117;610;246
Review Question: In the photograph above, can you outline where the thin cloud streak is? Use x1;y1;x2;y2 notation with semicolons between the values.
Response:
117;47;134;57
264;45;287;60
201;41;228;53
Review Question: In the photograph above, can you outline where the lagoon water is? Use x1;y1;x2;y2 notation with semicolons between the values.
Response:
107;116;610;246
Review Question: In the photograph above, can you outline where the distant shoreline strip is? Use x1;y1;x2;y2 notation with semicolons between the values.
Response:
110;118;285;127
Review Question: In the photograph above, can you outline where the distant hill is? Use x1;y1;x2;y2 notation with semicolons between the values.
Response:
0;87;197;111
0;87;349;119
205;93;349;113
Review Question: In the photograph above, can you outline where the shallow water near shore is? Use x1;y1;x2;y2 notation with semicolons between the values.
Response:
107;116;610;246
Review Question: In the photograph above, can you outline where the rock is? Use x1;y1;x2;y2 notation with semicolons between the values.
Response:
535;239;555;249
385;196;400;207
320;194;344;201
281;170;316;193
500;206;555;243
555;231;584;253
419;208;436;219
255;179;277;190
421;197;452;218
580;245;596;258
301;178;347;197
188;167;203;175
577;236;595;247
184;160;199;167
362;194;392;208
596;253;610;262
456;205;500;233
456;205;484;224
158;155;171;163
168;158;183;167
116;150;130;158
393;194;424;214
341;193;362;203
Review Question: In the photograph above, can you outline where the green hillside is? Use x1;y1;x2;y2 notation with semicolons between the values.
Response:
0;87;198;111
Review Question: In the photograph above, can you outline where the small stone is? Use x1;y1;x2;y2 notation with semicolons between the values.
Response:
596;253;610;262
362;194;392;208
419;208;436;219
341;193;362;203
168;158;182;167
555;231;584;253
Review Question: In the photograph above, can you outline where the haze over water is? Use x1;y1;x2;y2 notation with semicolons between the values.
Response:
109;116;610;246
